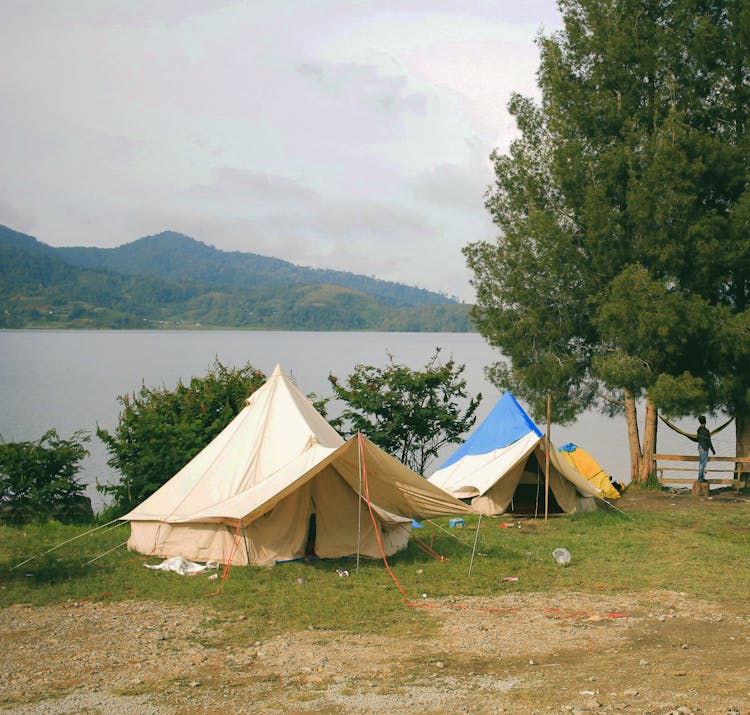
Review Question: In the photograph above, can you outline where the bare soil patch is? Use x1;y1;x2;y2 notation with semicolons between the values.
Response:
2;489;748;714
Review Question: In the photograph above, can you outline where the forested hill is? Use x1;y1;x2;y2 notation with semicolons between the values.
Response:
54;231;452;308
0;225;474;331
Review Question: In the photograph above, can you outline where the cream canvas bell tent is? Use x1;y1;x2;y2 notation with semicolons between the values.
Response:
428;391;602;516
123;364;469;566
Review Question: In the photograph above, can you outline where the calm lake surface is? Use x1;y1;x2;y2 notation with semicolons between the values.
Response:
1;330;721;510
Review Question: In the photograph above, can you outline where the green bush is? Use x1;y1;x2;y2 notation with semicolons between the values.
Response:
328;349;481;475
0;430;92;524
97;360;266;517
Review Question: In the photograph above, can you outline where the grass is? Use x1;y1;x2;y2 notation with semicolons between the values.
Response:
1;489;749;640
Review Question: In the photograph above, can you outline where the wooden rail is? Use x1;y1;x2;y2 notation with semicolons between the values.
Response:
651;454;750;491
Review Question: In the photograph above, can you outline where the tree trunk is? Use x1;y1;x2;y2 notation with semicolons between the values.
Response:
624;390;644;482
735;413;750;458
735;414;750;486
639;400;658;482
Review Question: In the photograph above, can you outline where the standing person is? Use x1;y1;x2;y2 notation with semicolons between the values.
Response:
696;415;716;482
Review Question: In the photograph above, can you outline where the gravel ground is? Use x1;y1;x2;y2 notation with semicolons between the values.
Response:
1;588;748;714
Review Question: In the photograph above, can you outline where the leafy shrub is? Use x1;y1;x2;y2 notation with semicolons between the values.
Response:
97;360;266;517
0;430;92;524
328;349;481;475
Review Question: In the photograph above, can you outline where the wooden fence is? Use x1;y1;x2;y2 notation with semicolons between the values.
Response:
651;454;750;491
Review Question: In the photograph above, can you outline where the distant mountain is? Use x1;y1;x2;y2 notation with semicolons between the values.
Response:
0;225;474;331
54;230;454;308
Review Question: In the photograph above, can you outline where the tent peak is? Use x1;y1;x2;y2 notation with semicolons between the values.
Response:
271;364;284;376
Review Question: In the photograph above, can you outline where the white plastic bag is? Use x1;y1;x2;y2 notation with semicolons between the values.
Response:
552;548;571;566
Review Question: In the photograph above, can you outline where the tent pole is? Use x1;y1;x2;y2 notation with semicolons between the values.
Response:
241;524;251;567
545;391;551;523
468;514;482;576
356;432;363;573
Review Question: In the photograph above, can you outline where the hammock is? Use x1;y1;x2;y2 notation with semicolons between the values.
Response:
657;414;734;442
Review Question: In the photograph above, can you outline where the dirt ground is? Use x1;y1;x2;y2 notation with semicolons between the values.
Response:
1;490;749;715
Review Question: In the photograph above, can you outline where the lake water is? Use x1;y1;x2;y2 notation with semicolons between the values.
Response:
1;330;725;511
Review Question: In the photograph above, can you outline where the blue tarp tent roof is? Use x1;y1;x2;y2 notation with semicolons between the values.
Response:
439;391;542;470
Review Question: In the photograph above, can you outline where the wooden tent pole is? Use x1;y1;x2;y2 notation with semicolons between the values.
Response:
545;391;551;523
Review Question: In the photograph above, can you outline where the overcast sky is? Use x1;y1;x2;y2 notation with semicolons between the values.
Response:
0;1;562;301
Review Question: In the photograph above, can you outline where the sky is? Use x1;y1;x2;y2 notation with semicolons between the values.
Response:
0;1;562;302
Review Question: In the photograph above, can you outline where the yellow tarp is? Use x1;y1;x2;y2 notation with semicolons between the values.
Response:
559;445;621;499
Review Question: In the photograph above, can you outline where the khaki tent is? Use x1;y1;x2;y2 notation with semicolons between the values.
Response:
428;392;602;516
123;364;469;566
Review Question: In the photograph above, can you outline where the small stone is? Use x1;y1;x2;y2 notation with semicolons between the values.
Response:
189;680;201;687
623;688;639;696
639;659;650;666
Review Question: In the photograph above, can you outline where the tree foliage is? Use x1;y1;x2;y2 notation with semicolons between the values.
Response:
97;361;266;517
0;430;91;524
466;0;749;474
328;351;482;475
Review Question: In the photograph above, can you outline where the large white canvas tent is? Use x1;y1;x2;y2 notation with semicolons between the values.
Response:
428;392;602;516
123;364;470;566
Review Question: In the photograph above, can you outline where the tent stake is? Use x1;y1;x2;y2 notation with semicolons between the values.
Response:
467;515;482;576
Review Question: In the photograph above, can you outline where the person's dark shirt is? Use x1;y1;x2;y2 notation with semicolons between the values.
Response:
697;425;715;453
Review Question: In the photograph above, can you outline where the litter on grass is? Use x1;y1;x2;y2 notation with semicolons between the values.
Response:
144;556;219;575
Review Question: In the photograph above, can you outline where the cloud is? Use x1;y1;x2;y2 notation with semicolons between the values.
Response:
411;162;492;211
0;1;561;301
297;61;428;118
189;167;320;207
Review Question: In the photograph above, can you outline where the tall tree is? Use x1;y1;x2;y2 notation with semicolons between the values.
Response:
466;0;749;480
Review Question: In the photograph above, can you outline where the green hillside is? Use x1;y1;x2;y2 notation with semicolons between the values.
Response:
0;225;473;331
54;230;455;308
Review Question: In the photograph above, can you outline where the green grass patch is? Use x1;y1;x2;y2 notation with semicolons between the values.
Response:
2;500;749;638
